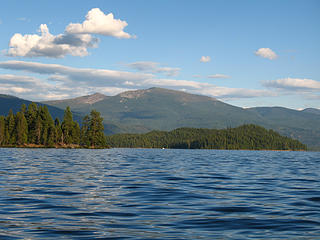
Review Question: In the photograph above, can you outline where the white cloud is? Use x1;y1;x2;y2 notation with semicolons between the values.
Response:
200;56;211;63
263;78;320;91
0;74;40;84
0;73;98;100
126;61;180;76
208;74;230;79
98;87;133;96
195;87;273;99
7;24;98;58
6;8;133;58
0;74;58;98
0;60;274;100
0;86;32;94
145;78;207;89
255;48;277;60
65;8;133;39
305;95;320;100
145;78;272;98
0;60;154;87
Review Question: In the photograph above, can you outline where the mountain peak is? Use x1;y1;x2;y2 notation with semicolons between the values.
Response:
43;92;108;106
83;93;108;104
117;87;218;102
0;94;19;99
73;92;108;104
118;89;150;99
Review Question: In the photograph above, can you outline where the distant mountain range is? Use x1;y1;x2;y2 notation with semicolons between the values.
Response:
1;88;319;150
0;94;83;124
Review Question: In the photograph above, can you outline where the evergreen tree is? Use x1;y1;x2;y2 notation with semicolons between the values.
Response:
15;112;28;145
80;115;90;146
46;124;56;147
71;121;80;144
26;103;38;144
43;106;56;146
6;109;16;145
38;106;55;145
54;118;63;144
61;106;74;144
0;116;5;146
0;103;110;148
34;114;42;145
106;124;307;150
20;104;27;114
88;110;106;147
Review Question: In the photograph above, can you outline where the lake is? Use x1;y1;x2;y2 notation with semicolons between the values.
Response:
0;148;319;239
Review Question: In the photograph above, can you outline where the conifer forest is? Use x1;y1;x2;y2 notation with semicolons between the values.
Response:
0;103;307;150
0;103;106;148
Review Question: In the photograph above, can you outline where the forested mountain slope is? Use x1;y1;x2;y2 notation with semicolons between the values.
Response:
2;88;319;150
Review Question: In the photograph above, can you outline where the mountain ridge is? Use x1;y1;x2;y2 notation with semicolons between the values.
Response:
1;88;319;150
43;88;315;113
302;108;320;115
0;94;83;124
43;92;109;107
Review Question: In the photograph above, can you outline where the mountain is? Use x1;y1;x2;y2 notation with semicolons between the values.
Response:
43;87;320;150
2;88;319;150
107;125;307;151
43;93;109;113
0;94;83;124
302;108;320;115
246;107;320;150
45;87;265;133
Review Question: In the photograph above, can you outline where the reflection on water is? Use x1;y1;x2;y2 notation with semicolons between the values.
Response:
0;148;319;239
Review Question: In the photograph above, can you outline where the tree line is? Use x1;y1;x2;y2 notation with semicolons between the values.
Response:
0;103;307;150
0;103;106;148
107;124;307;151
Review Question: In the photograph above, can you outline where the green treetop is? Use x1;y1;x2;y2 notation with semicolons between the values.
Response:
81;110;106;148
61;106;74;144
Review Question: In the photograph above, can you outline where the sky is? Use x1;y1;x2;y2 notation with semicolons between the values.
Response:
0;0;319;110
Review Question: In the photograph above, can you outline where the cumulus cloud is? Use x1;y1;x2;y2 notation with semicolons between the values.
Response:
200;56;211;63
0;60;273;100
0;60;153;87
255;48;277;60
263;78;320;91
0;74;40;85
208;74;230;79
66;8;133;39
126;61;180;76
145;78;272;98
0;74;59;98
195;87;273;99
6;8;133;58
145;78;207;89
7;24;98;58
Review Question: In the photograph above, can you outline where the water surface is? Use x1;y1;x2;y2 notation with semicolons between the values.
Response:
0;148;319;239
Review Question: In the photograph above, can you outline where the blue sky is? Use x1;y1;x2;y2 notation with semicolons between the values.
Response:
0;0;319;109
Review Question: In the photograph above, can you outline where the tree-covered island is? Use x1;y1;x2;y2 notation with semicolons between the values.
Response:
107;125;307;151
0;103;307;150
0;103;106;148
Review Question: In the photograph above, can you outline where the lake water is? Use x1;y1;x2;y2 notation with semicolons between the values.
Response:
0;148;319;239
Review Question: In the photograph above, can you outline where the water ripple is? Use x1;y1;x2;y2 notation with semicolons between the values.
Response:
0;148;319;239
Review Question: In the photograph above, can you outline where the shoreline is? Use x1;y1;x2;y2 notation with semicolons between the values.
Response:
0;144;108;149
0;146;309;151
